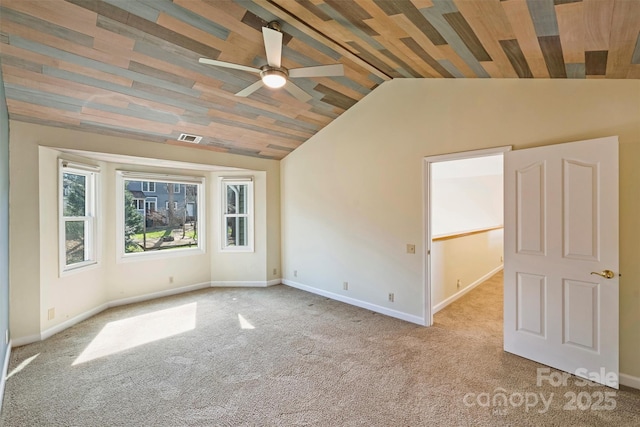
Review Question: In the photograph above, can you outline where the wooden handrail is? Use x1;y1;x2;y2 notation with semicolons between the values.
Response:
432;226;503;242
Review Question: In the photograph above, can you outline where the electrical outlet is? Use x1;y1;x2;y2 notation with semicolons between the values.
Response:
5;330;8;345
294;270;298;277
169;276;174;284
48;307;55;320
343;281;348;291
406;244;416;254
457;279;461;289
500;256;504;263
273;268;277;275
388;293;394;302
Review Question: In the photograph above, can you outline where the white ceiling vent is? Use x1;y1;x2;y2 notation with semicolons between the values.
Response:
178;133;202;144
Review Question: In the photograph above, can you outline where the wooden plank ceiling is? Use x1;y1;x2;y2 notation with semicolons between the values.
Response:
1;0;639;160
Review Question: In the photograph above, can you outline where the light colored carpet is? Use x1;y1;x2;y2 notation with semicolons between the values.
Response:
2;272;639;426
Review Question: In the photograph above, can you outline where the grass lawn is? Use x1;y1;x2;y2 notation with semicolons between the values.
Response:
132;227;197;241
132;228;171;241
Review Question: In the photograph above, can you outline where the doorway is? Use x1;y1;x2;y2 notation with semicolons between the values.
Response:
423;137;620;387
423;147;511;326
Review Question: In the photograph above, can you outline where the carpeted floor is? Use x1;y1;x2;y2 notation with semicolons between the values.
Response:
2;272;639;426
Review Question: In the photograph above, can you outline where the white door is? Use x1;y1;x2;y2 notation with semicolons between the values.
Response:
504;136;619;388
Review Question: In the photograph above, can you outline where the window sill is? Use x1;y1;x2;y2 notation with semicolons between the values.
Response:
60;260;99;277
118;246;205;263
220;247;254;253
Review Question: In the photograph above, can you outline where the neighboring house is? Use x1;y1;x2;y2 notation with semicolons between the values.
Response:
126;181;197;226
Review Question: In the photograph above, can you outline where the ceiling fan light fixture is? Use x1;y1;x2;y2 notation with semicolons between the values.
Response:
261;69;287;89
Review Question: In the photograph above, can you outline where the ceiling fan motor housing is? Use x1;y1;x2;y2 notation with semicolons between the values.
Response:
266;21;282;32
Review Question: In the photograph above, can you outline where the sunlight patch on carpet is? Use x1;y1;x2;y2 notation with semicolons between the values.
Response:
238;313;255;329
7;353;40;379
73;303;197;365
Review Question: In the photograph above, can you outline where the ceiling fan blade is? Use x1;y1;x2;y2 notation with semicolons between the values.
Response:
283;81;312;102
289;64;345;78
235;80;264;97
262;26;283;68
199;58;260;74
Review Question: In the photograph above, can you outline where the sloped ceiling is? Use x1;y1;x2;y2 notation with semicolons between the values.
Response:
0;0;638;160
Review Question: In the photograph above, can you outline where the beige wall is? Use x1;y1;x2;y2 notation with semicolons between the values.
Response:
38;147;108;332
280;79;640;378
431;158;504;310
431;229;503;309
210;170;268;283
10;121;280;341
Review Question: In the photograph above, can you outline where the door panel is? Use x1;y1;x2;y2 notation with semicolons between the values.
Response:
504;136;619;388
563;279;598;350
563;159;599;260
516;162;546;255
516;273;546;337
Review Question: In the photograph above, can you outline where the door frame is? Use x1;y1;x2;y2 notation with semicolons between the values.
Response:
422;146;511;326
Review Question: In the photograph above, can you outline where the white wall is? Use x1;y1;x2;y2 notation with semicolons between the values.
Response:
280;79;640;378
10;122;281;342
431;156;503;237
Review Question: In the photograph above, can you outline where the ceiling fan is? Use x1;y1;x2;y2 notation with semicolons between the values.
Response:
199;21;344;102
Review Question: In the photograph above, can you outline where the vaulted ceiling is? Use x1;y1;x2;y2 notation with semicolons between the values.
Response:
1;0;639;160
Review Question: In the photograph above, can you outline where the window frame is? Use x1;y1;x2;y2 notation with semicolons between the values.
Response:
116;171;205;262
142;181;156;192
58;160;99;275
145;197;157;213
133;198;144;210
220;177;254;252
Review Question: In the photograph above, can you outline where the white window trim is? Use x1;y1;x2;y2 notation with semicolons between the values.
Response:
165;201;179;210
173;184;181;193
220;177;254;252
133;198;144;210
116;171;205;262
142;181;156;192
59;159;99;275
145;197;157;211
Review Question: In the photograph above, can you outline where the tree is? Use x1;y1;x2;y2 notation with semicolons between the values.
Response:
63;172;87;263
124;190;144;252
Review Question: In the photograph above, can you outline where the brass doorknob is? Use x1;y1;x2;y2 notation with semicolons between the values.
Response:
590;270;615;279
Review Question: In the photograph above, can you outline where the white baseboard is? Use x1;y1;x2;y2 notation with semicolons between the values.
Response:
620;372;640;390
283;279;425;325
211;280;278;287
0;341;11;414
432;265;503;314
41;303;109;342
267;279;282;287
13;281;212;347
11;334;41;348
108;281;212;308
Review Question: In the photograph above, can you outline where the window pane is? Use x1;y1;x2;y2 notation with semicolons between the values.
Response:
65;220;86;265
124;178;199;254
226;216;247;247
63;173;86;216
226;184;247;214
